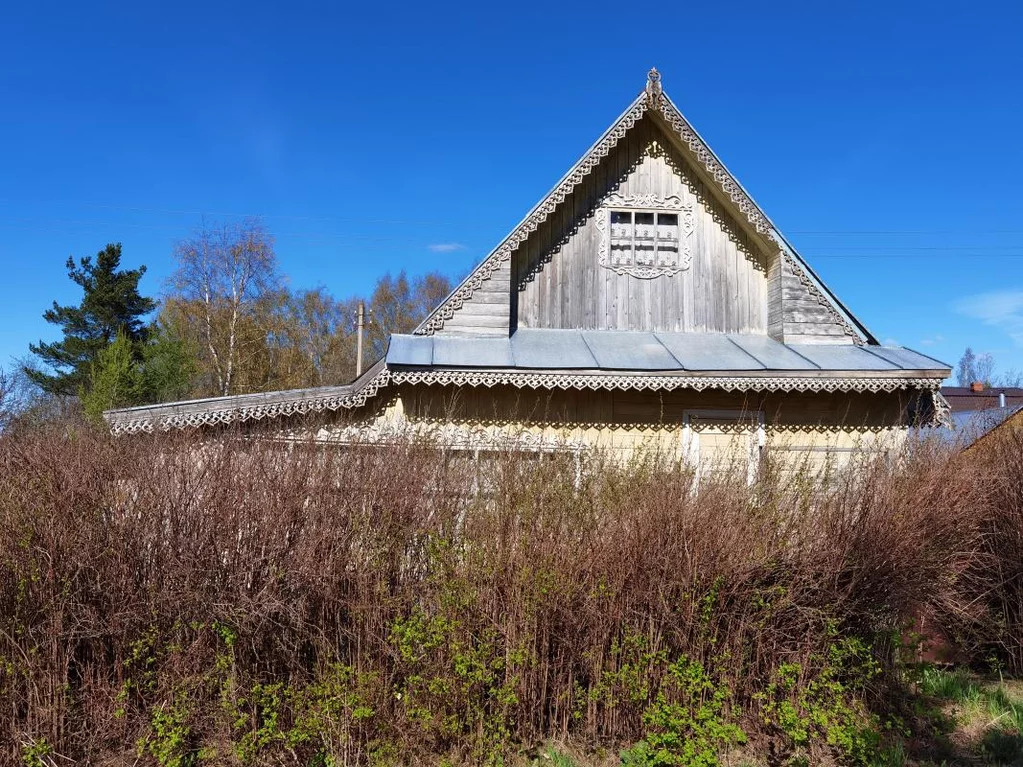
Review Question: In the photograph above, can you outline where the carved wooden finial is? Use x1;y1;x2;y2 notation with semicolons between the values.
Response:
646;67;662;99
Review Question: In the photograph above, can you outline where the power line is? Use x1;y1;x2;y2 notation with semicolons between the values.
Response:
790;230;1023;235
1;198;1021;235
0;199;464;227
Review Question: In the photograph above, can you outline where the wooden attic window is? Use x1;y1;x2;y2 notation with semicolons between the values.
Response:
609;210;680;268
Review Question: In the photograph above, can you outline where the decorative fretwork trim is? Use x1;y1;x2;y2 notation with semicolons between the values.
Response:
931;390;952;429
648;90;772;236
107;363;944;436
782;253;862;343
106;369;392;436
416;70;868;341
595;193;695;278
389;369;943;395
318;420;585;453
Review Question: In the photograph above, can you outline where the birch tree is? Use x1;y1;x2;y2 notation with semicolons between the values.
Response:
168;219;279;396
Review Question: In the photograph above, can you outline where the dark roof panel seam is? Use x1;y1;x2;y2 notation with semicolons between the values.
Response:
859;345;904;370
575;331;601;369
724;335;769;369
652;333;686;370
779;344;822;370
899;346;953;370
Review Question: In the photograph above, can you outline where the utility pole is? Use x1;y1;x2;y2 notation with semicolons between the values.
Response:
356;301;365;378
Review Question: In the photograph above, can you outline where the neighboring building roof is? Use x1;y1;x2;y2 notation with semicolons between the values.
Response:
387;330;947;376
931;405;1023;449
940;386;1023;412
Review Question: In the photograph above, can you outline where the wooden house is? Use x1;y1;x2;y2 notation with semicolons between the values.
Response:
106;70;950;472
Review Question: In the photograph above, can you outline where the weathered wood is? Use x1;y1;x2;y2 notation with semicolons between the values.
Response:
438;113;855;345
510;117;772;335
443;314;508;329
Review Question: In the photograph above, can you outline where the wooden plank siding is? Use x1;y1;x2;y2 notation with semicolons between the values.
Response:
779;258;855;344
383;383;913;468
513;116;769;334
437;114;854;344
437;260;512;336
397;385;914;434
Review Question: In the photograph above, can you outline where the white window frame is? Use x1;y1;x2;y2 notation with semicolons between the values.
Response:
608;209;682;268
682;409;766;485
595;193;695;279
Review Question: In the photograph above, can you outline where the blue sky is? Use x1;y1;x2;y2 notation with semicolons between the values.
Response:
2;1;1022;380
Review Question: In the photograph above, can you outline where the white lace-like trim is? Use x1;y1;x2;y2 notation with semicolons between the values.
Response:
107;367;942;435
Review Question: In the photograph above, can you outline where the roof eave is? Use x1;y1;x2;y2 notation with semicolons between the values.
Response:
386;363;949;380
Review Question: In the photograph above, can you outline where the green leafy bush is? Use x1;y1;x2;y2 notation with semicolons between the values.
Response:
621;657;745;767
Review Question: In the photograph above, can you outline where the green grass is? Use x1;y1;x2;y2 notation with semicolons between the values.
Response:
917;666;981;702
916;666;1023;766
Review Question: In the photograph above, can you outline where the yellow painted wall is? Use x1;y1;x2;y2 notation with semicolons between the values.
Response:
311;384;917;471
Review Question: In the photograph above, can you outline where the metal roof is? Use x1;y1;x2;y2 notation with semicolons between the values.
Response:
930;405;1023;448
386;330;949;374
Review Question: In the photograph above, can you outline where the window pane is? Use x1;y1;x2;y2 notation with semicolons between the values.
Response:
634;212;655;244
609;210;633;266
657;213;678;226
634;212;655;264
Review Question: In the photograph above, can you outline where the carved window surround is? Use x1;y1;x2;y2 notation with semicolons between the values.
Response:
596;193;695;278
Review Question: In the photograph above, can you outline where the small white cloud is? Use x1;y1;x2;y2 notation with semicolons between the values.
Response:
919;334;944;347
428;242;466;253
883;337;899;347
954;290;1023;347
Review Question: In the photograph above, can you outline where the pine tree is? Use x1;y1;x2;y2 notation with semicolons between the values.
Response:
26;244;156;395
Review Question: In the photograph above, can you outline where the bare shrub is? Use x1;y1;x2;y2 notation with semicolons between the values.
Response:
0;426;994;765
942;426;1023;674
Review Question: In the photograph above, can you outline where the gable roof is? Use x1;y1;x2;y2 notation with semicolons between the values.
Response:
416;69;877;344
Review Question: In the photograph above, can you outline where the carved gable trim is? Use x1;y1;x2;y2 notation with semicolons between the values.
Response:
782;253;863;344
415;71;873;342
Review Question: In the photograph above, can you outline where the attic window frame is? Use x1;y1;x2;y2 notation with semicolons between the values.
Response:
596;193;695;279
609;209;681;268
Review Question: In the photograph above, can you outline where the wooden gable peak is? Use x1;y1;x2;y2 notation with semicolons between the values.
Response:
415;69;876;344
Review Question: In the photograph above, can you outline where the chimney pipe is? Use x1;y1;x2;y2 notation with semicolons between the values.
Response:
1000;391;1007;408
